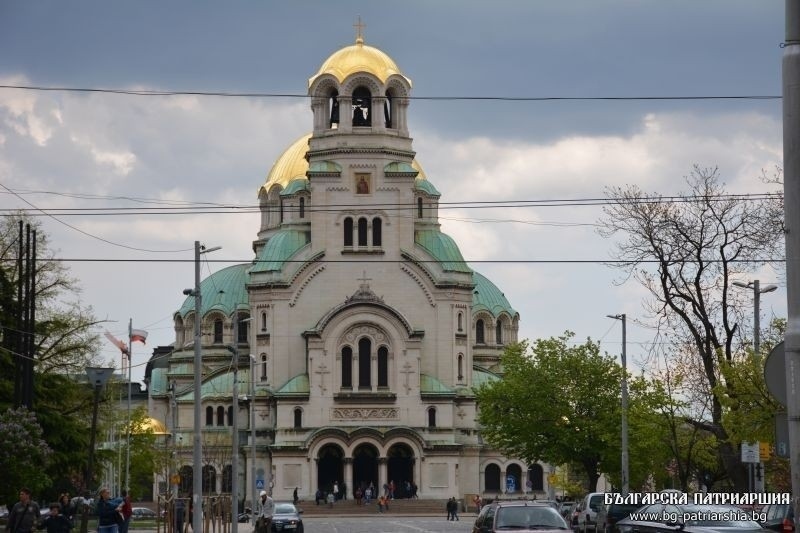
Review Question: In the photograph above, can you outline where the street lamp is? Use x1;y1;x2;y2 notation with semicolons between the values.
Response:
732;280;778;357
606;313;629;496
82;367;115;533
227;316;252;533
249;354;257;526
184;241;221;533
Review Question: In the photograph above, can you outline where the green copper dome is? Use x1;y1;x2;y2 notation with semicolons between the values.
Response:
414;230;472;273
178;263;249;318
472;271;517;318
250;229;310;274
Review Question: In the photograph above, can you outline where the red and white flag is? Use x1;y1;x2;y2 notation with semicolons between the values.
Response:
104;331;129;355
130;329;148;344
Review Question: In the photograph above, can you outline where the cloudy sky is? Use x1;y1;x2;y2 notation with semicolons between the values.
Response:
0;1;787;385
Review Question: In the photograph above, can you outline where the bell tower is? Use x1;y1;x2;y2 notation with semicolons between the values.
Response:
305;24;419;256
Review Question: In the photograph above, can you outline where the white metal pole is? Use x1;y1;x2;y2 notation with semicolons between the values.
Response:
231;317;239;533
192;241;203;533
250;355;256;526
126;318;132;495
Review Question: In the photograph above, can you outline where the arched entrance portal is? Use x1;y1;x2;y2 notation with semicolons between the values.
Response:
352;443;379;493
387;443;415;498
316;444;344;494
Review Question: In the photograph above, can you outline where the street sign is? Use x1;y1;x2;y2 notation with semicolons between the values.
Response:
741;442;760;463
170;474;181;485
759;441;771;461
256;479;265;490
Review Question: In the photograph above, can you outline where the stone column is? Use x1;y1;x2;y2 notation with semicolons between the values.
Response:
344;458;353;500
339;97;353;133
378;457;388;494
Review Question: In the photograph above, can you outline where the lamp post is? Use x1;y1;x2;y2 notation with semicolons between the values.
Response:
82;367;115;533
184;241;221;533
227;316;252;533
732;280;778;358
606;313;629;496
249;354;257;526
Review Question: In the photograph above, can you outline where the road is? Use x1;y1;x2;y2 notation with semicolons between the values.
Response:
298;516;474;533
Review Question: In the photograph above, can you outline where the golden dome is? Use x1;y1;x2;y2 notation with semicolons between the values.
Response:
127;417;169;435
261;133;427;193
309;40;411;88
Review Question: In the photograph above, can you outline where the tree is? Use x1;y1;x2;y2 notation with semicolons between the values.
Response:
0;407;53;503
475;335;668;491
598;166;784;490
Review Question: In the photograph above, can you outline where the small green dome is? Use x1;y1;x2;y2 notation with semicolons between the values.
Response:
472;366;501;389
415;230;472;273
178;264;250;318
250;229;310;274
472;271;517;318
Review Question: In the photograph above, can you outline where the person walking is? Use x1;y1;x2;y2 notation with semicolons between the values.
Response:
95;488;123;533
118;491;132;533
57;494;74;526
255;491;274;533
38;503;73;533
292;488;299;506
6;488;41;533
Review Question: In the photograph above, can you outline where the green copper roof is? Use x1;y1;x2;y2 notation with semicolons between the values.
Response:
308;160;342;174
150;367;168;395
414;230;472;273
472;366;502;389
384;161;418;176
277;373;309;394
414;177;440;197
178;263;250;318
250;229;310;273
420;373;454;394
176;368;253;401
280;178;310;196
472;271;518;317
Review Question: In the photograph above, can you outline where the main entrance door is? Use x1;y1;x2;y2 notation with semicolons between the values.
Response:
386;443;414;498
352;443;379;493
316;444;344;493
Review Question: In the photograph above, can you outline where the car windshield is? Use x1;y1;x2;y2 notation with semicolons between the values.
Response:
274;504;296;514
496;506;569;529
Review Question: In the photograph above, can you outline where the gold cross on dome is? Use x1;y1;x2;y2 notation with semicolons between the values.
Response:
354;16;366;44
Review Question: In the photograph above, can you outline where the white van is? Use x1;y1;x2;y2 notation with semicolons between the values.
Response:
575;493;605;533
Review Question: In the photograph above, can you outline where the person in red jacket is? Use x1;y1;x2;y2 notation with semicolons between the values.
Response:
118;491;132;533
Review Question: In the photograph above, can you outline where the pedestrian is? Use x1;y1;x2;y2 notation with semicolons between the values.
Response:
6;488;41;533
118;491;132;533
326;492;334;508
388;480;395;500
377;495;386;514
58;494;74;526
315;489;323;505
473;494;482;514
451;497;459;521
38;503;72;533
174;497;185;533
445;498;453;521
333;481;339;501
292;488;298;506
354;487;362;506
255;491;274;533
95;487;123;533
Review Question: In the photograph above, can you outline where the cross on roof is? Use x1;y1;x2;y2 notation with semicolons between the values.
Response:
354;16;365;44
357;270;372;287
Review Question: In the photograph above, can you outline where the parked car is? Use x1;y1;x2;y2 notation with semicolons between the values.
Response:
131;507;157;520
595;502;642;533
473;500;570;533
760;502;794;533
576;493;606;533
270;503;303;533
559;501;576;521
616;503;766;533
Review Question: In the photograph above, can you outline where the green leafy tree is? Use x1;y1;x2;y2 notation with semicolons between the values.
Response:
0;407;53;503
475;335;668;491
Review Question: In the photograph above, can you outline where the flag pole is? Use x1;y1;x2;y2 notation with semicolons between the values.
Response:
126;318;132;496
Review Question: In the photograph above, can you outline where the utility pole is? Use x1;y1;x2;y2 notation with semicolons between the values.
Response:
784;0;800;517
607;313;629;495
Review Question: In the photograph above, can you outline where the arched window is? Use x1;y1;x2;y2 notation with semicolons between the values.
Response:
237;315;249;343
427;407;436;428
357;218;368;246
358;337;371;389
222;465;233;493
417;197;423;219
299;197;305;218
329;90;339;128
378;346;388;387
372;218;382;247
458;354;464;381
202;465;216;494
216;406;225;426
528;464;544;491
507;464;523;493
227;406;233;426
496;320;503;345
485;464;501;491
457;312;463;332
293;408;302;429
261;354;267;381
260;311;267;332
352;86;371;126
476;319;485;344
341;346;353;388
213;319;223;344
344;217;353;246
384;91;393;128
279;199;284;223
206;406;214;426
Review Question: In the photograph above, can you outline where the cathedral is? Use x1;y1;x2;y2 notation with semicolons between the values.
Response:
145;29;551;505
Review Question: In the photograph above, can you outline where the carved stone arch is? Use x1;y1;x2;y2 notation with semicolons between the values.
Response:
306;430;349;457
309;75;341;99
341;74;382;97
340;323;390;348
384;76;410;98
174;313;186;347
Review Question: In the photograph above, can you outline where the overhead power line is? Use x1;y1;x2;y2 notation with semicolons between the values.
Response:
0;84;782;102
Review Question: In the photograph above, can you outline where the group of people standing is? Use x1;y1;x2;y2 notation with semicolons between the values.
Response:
5;488;132;533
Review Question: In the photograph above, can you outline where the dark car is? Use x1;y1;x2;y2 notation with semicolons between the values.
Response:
616;503;767;533
760;502;794;533
595;502;641;533
473;500;570;533
270;503;303;533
